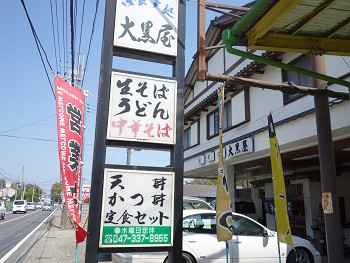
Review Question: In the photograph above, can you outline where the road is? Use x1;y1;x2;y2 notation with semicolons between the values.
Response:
0;208;53;260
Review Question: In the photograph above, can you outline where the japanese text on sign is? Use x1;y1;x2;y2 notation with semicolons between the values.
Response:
226;138;254;158
100;169;174;247
54;76;85;225
107;71;177;144
114;0;178;56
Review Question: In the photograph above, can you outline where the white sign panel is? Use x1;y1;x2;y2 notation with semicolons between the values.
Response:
107;71;177;144
114;0;178;56
226;138;254;158
100;169;174;248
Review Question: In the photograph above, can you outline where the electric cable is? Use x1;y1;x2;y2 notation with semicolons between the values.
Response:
54;0;62;74
0;114;56;135
81;0;100;89
50;0;59;73
62;0;67;77
65;0;69;68
20;0;55;99
78;0;86;56
70;0;75;85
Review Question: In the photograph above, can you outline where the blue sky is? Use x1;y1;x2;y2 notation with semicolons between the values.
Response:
0;0;250;193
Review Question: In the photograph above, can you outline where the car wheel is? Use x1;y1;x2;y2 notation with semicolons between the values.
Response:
163;252;196;263
182;252;196;263
287;247;313;263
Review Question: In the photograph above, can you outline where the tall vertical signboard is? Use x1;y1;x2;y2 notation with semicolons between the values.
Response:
86;0;185;261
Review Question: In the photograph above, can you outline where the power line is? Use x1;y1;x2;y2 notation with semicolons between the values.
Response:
20;0;55;99
70;0;75;84
0;134;58;142
0;168;18;182
0;133;94;145
62;0;67;76
78;0;87;56
54;0;62;74
0;114;56;135
50;0;59;73
81;0;100;89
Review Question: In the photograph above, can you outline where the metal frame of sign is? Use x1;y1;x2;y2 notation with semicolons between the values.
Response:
86;0;185;261
99;169;175;248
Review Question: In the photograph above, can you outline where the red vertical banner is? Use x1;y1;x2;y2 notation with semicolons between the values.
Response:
54;76;85;230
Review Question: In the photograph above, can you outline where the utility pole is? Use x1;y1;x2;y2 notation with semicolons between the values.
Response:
31;184;35;202
126;148;131;165
21;166;24;200
60;52;84;88
15;183;18;201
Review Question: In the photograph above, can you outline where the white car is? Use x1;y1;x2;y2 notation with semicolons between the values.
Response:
27;202;36;210
12;200;27;214
42;203;51;211
0;202;6;219
112;210;321;263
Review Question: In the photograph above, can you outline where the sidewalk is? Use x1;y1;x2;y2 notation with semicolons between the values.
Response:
17;206;112;263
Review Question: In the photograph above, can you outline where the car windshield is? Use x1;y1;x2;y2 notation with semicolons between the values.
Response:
183;200;213;210
14;200;25;205
183;213;265;236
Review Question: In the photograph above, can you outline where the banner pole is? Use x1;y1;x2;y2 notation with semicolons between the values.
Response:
225;241;229;263
75;88;88;263
274;213;282;263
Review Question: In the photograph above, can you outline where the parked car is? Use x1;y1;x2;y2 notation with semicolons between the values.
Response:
12;200;28;214
112;210;321;263
42;203;51;211
36;203;42;209
183;196;214;210
27;202;36;210
0;202;6;219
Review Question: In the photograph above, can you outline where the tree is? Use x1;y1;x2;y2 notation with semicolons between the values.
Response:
9;183;43;201
51;182;62;203
24;184;42;202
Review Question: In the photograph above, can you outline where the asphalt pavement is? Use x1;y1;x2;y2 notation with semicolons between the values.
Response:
6;206;350;263
6;206;112;263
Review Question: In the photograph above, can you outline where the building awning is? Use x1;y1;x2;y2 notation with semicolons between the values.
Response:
232;0;350;56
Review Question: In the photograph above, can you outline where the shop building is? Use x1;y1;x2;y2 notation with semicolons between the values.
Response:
183;11;350;242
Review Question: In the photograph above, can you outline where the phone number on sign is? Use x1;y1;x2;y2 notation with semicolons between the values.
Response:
105;233;169;244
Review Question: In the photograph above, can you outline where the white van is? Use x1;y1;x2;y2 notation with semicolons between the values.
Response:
12;200;28;214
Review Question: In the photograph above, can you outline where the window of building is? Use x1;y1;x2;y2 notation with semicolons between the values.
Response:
184;121;199;150
184;128;191;149
208;110;219;137
282;55;313;103
207;101;232;138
